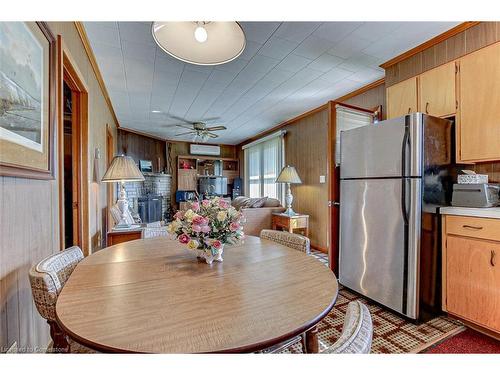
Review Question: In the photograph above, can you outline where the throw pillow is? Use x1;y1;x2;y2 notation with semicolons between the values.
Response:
263;198;281;207
248;196;268;208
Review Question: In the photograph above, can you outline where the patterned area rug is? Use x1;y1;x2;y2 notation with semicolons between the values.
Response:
282;251;464;354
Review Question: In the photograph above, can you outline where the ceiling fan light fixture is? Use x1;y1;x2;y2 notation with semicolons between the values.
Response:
152;21;246;66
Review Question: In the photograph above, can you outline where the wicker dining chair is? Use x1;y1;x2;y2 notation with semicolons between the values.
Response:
29;246;96;353
142;226;169;239
260;229;310;254
272;301;373;354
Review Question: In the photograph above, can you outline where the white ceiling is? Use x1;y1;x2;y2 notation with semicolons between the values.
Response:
84;21;459;144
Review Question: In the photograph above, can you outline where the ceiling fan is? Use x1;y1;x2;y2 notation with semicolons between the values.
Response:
175;121;227;141
162;115;227;141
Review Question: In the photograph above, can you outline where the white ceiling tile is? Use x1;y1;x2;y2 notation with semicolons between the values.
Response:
351;22;403;42
240;22;281;44
276;53;312;73
307;53;343;72
85;21;460;144
122;40;156;63
118;22;155;45
322;67;354;83
85;23;121;47
328;34;373;59
312;22;364;43
275;22;322;43
293;35;334;60
257;37;298;60
238;40;262;60
347;67;384;83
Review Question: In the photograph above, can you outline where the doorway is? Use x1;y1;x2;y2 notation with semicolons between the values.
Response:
58;36;89;254
62;81;79;247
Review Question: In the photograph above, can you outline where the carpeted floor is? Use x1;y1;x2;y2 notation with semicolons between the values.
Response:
424;329;500;354
283;251;464;354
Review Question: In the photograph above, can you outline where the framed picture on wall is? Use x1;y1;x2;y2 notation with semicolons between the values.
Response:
0;21;56;179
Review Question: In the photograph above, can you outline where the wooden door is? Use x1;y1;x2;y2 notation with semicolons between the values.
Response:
386;77;418;119
446;235;500;333
419;62;456;117
458;42;500;162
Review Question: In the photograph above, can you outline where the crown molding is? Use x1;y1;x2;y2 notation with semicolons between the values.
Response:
380;22;480;69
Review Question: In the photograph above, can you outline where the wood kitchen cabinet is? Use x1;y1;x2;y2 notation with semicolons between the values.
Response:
419;62;457;118
457;42;500;162
442;215;500;335
386;77;418;119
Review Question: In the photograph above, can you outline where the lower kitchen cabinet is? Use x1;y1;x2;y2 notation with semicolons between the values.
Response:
443;215;500;335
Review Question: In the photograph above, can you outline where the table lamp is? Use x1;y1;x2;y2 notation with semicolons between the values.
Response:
102;155;144;228
276;165;302;216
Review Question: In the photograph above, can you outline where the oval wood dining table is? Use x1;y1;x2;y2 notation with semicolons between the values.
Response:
56;235;339;353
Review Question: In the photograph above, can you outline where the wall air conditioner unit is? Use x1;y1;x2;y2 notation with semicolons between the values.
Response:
190;144;221;156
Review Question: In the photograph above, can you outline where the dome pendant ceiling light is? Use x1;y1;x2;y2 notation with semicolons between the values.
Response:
152;21;246;66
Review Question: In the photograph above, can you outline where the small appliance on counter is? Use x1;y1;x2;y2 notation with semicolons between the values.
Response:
452;170;499;207
452;184;500;207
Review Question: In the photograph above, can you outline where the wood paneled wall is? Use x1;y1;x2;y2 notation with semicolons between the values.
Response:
284;109;330;251
383;21;500;182
117;130;167;173
385;22;500;87
0;22;118;353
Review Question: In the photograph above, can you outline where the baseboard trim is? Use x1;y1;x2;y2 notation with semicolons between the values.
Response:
311;244;328;253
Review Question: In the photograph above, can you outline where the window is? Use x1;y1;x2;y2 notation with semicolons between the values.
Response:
243;132;284;200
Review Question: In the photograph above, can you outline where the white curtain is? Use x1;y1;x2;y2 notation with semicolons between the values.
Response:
244;132;284;200
336;105;374;165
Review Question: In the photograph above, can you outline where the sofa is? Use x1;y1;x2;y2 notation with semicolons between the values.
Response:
232;197;286;237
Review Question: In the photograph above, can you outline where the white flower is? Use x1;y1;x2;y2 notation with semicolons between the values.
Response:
217;211;227;221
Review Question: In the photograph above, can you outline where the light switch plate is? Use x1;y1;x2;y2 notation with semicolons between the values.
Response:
319;175;326;183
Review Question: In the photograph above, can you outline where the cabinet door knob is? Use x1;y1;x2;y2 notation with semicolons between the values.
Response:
462;224;483;230
407;107;411;114
425;102;429;114
491;250;497;267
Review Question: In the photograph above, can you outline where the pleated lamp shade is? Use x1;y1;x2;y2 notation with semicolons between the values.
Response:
276;165;302;184
102;155;145;183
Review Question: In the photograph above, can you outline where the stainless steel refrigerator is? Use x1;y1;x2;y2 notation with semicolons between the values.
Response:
339;113;456;320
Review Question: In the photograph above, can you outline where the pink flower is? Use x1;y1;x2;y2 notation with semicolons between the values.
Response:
192;225;202;233
212;240;222;250
202;199;210;207
192;215;205;225
229;222;240;232
174;211;184;220
191;202;200;211
178;233;190;244
219;200;230;209
201;225;211;233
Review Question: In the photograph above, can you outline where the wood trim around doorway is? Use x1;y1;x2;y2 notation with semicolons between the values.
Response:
57;36;90;255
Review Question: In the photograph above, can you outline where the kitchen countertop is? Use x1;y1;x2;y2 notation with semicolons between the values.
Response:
440;206;500;219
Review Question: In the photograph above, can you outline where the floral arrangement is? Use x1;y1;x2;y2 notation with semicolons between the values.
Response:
167;197;245;264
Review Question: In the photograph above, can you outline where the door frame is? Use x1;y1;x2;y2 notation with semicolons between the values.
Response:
57;36;90;255
327;101;378;273
106;124;115;237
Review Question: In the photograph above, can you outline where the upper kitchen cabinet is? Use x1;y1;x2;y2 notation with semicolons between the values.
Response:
386;77;418;119
458;42;500;163
419;62;457;118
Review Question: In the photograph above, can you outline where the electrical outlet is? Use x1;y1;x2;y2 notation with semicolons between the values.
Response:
319;175;326;184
